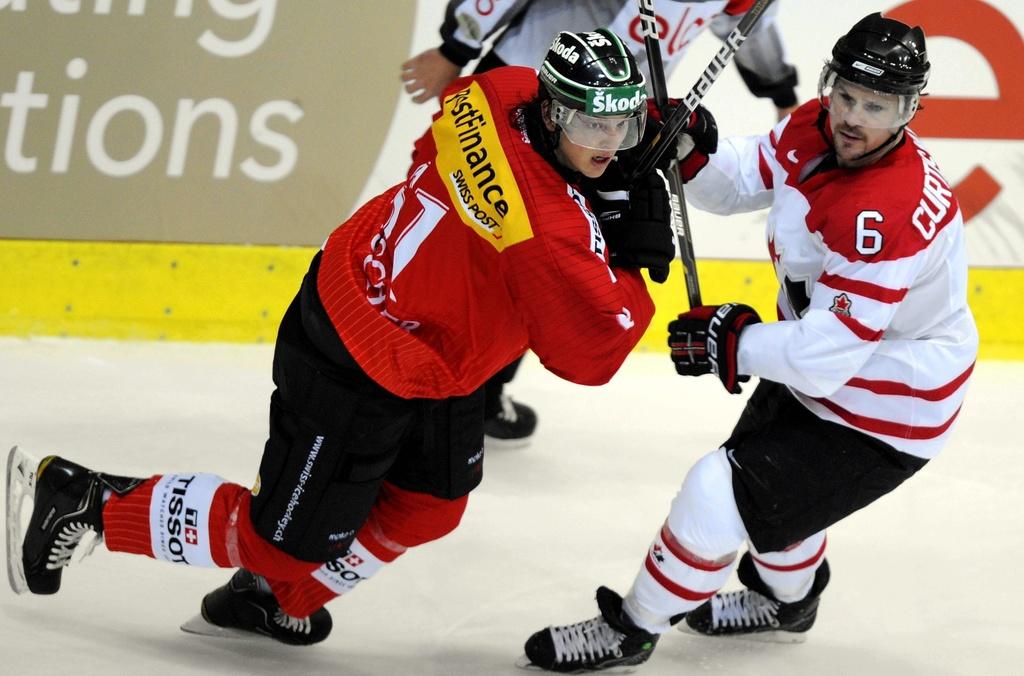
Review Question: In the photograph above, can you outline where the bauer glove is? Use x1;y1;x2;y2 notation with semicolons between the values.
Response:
591;170;674;284
668;303;761;393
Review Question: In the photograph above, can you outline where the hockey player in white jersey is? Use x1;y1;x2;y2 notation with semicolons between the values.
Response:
520;12;978;672
403;0;800;120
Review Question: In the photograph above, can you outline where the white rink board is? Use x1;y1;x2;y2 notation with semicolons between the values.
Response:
0;337;1020;675
362;0;1024;267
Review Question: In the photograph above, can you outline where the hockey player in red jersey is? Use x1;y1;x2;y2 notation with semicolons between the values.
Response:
522;13;978;672
403;0;801;449
5;29;689;646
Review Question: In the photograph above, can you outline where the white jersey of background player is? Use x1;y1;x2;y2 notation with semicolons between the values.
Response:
403;0;800;118
520;12;978;673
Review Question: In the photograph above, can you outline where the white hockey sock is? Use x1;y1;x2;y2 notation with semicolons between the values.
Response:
622;448;748;633
624;522;738;633
749;531;827;602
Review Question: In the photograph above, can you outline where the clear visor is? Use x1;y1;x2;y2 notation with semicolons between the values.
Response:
818;68;919;129
549;100;646;151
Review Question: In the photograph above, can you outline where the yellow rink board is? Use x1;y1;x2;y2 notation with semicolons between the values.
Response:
1;239;1021;360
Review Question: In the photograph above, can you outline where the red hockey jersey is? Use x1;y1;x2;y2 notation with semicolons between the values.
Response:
687;101;978;459
317;66;654;399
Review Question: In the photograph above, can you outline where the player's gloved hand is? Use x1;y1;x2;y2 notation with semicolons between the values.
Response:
668;303;761;393
672;105;718;182
637;102;718;179
592;171;674;284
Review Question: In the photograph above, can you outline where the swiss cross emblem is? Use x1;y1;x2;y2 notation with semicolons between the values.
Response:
344;553;364;567
185;527;198;546
830;293;853;316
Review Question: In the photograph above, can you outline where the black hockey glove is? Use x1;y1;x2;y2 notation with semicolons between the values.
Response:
668;303;761;394
591;170;674;284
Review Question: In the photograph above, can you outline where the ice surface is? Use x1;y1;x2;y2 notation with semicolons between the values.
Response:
1;337;1020;675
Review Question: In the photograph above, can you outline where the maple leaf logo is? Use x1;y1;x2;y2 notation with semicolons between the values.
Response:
830;293;852;316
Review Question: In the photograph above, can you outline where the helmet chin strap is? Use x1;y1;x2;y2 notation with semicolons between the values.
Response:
547;119;575;174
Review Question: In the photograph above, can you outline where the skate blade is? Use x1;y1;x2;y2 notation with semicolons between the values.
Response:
6;446;39;595
514;655;543;671
677;622;808;644
180;614;262;641
484;436;533;451
514;654;641;674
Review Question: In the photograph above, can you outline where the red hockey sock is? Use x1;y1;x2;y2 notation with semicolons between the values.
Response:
103;476;159;557
104;475;469;619
102;473;316;579
104;474;248;567
266;483;469;617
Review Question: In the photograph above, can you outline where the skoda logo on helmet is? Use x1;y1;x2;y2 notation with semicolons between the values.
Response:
588;86;646;115
552;38;580;64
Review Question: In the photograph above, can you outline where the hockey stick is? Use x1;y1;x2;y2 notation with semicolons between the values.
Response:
630;0;777;182
636;0;702;307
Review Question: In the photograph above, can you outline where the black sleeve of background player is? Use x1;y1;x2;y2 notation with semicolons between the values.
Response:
439;0;482;68
735;61;799;109
438;0;535;68
713;11;799;109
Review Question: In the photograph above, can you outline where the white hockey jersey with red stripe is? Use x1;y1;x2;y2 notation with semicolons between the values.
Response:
441;0;758;79
687;101;978;459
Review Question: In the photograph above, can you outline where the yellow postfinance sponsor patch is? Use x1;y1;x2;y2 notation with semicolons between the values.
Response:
433;82;533;250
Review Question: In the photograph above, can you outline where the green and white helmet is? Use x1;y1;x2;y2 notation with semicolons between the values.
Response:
539;28;648;150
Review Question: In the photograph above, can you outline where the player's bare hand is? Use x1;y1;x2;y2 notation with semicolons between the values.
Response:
401;48;461;104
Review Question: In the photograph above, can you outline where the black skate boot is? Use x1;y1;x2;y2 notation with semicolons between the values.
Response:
184;569;332;646
683;552;830;642
520;586;659;672
7;448;142;595
484;394;538;450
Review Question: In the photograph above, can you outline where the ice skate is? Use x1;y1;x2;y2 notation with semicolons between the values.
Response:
6;447;140;595
681;588;820;642
181;568;332;646
518;586;658;673
484;394;538;450
681;555;830;643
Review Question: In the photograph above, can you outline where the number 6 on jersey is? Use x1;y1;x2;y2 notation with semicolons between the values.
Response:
855;210;884;255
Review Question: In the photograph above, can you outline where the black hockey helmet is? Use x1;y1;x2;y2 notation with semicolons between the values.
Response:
538;28;647;149
819;13;929;128
827;12;930;95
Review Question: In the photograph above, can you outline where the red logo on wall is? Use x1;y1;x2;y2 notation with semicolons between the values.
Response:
889;0;1020;221
627;13;705;56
